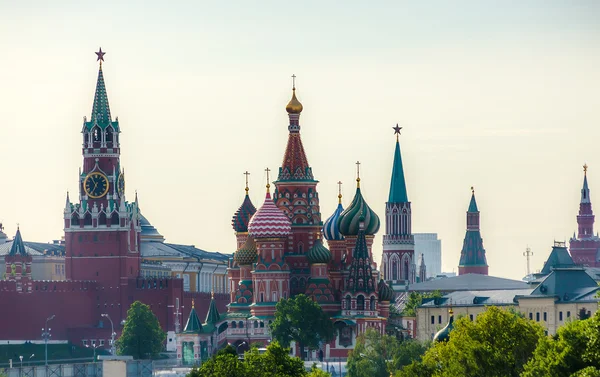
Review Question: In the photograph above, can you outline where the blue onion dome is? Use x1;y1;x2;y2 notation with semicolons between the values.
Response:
378;279;394;302
337;185;380;236
234;237;257;266
232;189;257;233
323;202;345;241
307;237;332;264
433;310;455;342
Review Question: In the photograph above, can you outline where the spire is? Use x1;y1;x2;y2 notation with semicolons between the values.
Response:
419;253;427;282
183;299;202;333
278;77;313;182
582;164;591;204
204;293;221;324
388;125;409;203
64;192;71;213
90;48;112;128
346;217;377;293
9;228;27;257
468;187;478;212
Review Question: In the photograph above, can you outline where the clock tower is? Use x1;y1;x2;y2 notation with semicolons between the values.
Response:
64;49;141;286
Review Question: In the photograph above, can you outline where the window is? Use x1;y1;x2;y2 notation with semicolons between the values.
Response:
567;311;571;318
431;316;435;324
183;275;190;292
536;312;540;322
559;312;563;321
529;313;533;320
370;296;376;311
438;315;442;324
469;314;474;321
100;340;105;346
356;295;365;310
232;322;237;328
345;295;351;310
543;312;547;322
239;321;244;328
82;340;88;346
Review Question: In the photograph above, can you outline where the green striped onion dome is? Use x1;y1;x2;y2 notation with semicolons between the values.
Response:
378;279;394;302
307;238;332;264
234;237;257;265
337;187;380;236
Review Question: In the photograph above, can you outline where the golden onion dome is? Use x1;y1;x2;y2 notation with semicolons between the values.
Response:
286;89;303;114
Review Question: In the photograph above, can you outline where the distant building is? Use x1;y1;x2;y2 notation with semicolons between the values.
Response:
569;165;600;266
414;233;441;278
458;189;489;275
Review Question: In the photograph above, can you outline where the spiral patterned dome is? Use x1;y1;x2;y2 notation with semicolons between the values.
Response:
248;191;292;238
378;279;394;302
234;237;258;265
337;186;380;236
307;238;332;264
323;203;344;241
231;193;257;233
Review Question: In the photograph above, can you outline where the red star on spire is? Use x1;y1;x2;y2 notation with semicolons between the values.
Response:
393;124;402;135
95;48;106;62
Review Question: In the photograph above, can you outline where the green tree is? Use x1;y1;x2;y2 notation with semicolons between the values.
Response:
397;306;544;377
245;341;306;377
116;301;166;359
347;328;428;377
187;353;246;377
401;291;442;317
270;294;334;360
307;365;331;377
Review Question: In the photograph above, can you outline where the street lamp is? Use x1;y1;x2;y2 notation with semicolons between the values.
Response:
19;355;23;369
86;344;100;362
101;313;116;355
28;354;35;366
42;314;55;366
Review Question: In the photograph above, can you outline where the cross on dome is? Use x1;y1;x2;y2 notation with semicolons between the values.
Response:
265;167;271;192
356;161;361;187
243;171;250;193
584;163;588;175
292;74;296;90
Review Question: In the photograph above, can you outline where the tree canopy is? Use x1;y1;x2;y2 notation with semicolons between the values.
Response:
347;328;428;377
401;291;442;317
397;306;544;377
270;294;334;359
116;301;166;359
187;342;330;377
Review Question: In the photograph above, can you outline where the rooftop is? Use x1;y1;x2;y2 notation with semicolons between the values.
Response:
405;273;530;292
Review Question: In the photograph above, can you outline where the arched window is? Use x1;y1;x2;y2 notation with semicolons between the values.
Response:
254;321;258;328
370;296;376;311
239;321;244;328
403;260;409;281
345;295;351;310
357;295;365;310
232;321;237;328
110;212;119;227
392;259;398;281
84;213;92;226
71;214;80;227
92;127;101;148
98;212;107;226
106;127;114;147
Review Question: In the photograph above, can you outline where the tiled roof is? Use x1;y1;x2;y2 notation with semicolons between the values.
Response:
406;273;530;292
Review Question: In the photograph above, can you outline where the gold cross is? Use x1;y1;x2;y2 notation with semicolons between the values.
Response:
356;161;361;188
584;163;588;175
265;167;271;192
337;181;343;204
243;171;250;193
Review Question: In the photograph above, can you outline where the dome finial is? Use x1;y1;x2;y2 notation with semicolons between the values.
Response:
286;74;303;114
356;161;361;188
265;167;271;193
471;186;474;195
244;171;251;195
393;124;402;141
337;181;343;204
584;163;589;176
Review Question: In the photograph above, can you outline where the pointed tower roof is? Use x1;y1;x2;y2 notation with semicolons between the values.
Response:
183;300;202;333
232;172;257;233
204;293;221;324
84;48;119;132
277;78;315;182
582;164;591;204
388;125;408;203
468;187;478;212
9;228;27;256
346;218;377;293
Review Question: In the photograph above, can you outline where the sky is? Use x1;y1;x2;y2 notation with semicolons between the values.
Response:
0;1;599;280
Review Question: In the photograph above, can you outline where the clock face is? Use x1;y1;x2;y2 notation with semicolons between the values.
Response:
117;172;125;198
84;172;109;199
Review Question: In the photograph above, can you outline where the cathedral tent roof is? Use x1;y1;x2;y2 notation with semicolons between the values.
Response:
388;134;409;203
8;229;27;256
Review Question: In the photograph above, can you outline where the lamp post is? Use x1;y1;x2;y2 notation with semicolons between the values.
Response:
42;314;55;366
19;355;23;369
86;344;100;362
28;354;34;366
101;313;116;355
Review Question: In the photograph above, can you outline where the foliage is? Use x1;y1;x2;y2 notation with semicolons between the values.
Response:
216;344;238;357
401;291;442;317
116;301;166;359
187;342;310;377
522;310;600;377
270;294;334;359
396;306;544;377
347;329;428;377
307;365;331;377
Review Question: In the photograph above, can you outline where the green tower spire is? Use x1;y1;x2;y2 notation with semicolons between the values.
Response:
183;299;202;333
468;187;478;212
388;125;408;203
204;293;221;324
85;48;119;132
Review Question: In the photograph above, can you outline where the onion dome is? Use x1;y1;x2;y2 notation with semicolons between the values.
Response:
338;178;380;236
231;185;257;233
323;187;345;241
433;310;454;342
234;237;258;266
307;238;332;264
286;88;303;114
378;279;394;302
248;189;291;239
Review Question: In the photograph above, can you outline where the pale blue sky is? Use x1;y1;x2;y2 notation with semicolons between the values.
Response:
1;1;599;279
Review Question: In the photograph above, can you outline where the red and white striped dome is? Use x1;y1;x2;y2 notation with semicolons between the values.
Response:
248;192;291;238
